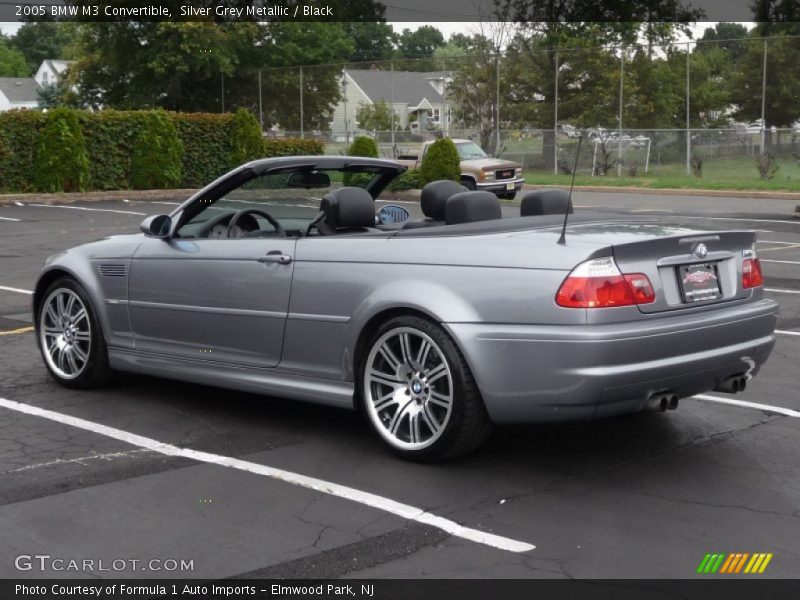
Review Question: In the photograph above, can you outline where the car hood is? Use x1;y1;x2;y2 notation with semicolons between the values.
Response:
461;158;520;170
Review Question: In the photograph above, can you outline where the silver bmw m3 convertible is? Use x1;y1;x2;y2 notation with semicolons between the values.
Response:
33;156;778;460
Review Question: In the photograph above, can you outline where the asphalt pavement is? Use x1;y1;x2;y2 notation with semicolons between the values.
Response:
0;190;798;579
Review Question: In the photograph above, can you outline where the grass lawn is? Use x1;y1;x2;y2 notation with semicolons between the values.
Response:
525;155;800;192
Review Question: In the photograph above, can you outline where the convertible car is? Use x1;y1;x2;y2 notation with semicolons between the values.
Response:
33;156;778;460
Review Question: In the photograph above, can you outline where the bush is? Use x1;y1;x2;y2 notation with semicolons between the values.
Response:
344;135;379;186
230;108;263;165
419;138;460;186
263;136;323;158
756;152;779;180
347;135;379;158
131;110;183;190
388;168;422;191
33;108;90;192
0;110;325;193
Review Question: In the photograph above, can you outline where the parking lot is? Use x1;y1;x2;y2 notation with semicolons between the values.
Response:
0;190;798;579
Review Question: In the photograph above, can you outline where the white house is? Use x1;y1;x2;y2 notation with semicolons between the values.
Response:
0;78;40;112
34;59;74;88
330;69;449;137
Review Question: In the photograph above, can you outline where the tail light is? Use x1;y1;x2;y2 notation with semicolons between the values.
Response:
556;257;655;308
742;257;764;289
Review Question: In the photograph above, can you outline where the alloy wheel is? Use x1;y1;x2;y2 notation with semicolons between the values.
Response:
39;288;92;380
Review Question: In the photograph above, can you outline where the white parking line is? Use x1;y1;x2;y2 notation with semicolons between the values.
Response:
758;240;800;245
26;204;146;216
693;394;800;418
0;285;33;295
776;329;800;337
679;216;800;225
761;259;800;265
0;216;21;222
766;288;800;295
0;397;535;554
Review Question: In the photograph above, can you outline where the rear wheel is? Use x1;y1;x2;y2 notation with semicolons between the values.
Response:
360;315;492;461
37;277;111;388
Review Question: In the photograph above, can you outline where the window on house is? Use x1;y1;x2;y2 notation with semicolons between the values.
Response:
431;108;441;123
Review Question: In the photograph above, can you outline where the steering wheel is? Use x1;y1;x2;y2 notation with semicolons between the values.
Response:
227;208;285;238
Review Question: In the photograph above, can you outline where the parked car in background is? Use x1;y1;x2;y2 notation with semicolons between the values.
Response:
396;139;524;199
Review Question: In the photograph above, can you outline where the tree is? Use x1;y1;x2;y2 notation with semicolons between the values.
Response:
397;26;446;70
10;22;78;72
345;22;397;63
356;100;399;132
0;37;29;77
419;138;460;185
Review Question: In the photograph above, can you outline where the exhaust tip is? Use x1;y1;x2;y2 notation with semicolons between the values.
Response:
668;395;679;410
738;377;747;393
732;379;740;393
659;396;668;412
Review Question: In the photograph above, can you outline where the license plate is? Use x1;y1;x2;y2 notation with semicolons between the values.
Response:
678;263;721;303
506;182;515;190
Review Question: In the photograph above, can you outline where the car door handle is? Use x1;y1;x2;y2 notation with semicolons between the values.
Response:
257;251;292;265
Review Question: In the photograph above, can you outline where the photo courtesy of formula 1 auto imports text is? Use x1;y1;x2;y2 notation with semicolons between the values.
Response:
0;1;798;599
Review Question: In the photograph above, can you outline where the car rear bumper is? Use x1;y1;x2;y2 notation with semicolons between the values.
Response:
445;298;778;424
475;178;525;193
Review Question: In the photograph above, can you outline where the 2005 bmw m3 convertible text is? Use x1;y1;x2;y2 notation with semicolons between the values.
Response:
33;156;778;461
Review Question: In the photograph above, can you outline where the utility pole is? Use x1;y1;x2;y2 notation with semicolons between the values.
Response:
617;51;624;177
220;72;225;113
761;38;768;154
496;55;501;156
258;69;263;131
554;50;559;175
686;42;691;175
299;66;304;138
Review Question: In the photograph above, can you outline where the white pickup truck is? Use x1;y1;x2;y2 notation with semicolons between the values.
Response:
396;138;525;199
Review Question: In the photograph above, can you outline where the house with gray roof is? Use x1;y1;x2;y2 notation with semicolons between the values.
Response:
0;78;40;112
329;69;450;140
34;59;75;89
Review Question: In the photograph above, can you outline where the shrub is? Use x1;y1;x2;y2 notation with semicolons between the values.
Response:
690;155;703;178
230;108;263;165
0;110;325;193
262;136;323;157
344;135;379;186
347;135;379;158
419;138;460;186
388;168;422;191
33;108;90;192
131;110;183;190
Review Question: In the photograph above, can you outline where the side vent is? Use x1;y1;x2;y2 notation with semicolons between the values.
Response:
98;263;128;277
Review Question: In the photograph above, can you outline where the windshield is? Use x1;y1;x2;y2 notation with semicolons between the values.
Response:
177;168;380;239
455;142;488;160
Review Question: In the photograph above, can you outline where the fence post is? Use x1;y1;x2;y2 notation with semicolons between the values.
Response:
554;50;559;175
391;60;396;158
299;67;304;138
617;50;624;177
258;69;263;132
496;54;501;156
761;38;768;154
686;41;691;176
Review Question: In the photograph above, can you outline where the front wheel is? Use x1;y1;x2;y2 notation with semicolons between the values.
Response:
37;277;111;388
360;315;492;461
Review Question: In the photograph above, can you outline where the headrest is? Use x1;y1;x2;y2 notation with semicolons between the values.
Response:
445;191;502;225
420;180;467;220
320;187;375;229
520;189;573;216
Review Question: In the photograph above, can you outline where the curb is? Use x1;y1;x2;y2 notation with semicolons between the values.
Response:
522;184;800;201
0;189;198;206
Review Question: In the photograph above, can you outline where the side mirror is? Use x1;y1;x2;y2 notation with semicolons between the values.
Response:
378;205;411;224
140;215;172;238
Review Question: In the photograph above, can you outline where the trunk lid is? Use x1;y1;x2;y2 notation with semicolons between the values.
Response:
566;223;756;313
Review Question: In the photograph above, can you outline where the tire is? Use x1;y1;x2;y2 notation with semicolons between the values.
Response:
497;191;517;200
461;177;477;191
359;315;492;461
37;277;111;389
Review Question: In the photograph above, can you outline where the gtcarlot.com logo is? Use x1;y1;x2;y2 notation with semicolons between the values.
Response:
697;552;773;574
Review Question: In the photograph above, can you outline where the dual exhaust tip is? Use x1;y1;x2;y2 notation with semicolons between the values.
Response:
650;394;679;412
713;375;748;394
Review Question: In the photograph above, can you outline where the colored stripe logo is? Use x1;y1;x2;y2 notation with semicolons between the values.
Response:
697;553;773;574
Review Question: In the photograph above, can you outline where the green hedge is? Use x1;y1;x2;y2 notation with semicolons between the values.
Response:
419;138;460;186
0;109;325;193
34;108;90;193
131;110;183;190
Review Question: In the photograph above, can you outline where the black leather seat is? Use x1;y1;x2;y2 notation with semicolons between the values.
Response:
520;189;572;216
444;191;502;225
402;180;466;229
317;187;376;235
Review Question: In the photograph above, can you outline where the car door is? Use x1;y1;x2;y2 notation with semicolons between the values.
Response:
128;234;296;369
